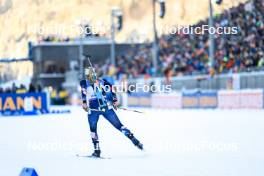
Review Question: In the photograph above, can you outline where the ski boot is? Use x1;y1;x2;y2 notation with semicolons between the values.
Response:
121;127;144;150
91;132;101;157
130;137;144;150
91;149;101;158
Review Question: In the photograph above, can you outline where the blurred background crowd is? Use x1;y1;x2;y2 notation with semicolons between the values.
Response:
1;0;264;105
94;0;264;79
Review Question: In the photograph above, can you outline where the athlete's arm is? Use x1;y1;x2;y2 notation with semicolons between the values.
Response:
80;80;89;111
102;78;118;109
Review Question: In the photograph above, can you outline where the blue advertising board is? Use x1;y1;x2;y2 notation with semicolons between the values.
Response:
182;92;199;109
198;92;218;109
0;93;49;116
182;91;217;109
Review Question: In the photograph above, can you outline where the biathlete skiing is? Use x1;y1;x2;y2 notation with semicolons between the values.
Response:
79;59;143;158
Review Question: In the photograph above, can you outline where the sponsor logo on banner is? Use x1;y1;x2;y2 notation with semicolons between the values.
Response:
218;90;263;109
182;95;199;108
0;93;49;115
182;92;217;109
199;93;218;108
127;93;151;107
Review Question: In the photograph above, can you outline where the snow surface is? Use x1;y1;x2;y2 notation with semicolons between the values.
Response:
0;107;264;176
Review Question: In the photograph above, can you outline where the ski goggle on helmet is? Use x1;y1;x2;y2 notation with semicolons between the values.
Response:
84;67;97;83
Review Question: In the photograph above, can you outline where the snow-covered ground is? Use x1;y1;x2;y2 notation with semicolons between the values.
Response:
0;107;263;176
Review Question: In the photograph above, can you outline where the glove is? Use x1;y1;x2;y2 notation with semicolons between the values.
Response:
112;101;118;110
82;103;89;112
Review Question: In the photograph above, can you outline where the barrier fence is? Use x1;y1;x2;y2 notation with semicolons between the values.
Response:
127;89;264;109
128;72;264;91
1;90;263;116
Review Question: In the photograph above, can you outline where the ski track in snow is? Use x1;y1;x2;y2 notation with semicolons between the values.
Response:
0;107;263;176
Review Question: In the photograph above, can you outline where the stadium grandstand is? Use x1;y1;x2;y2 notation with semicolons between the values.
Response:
98;0;264;78
0;0;263;96
1;1;264;176
0;0;260;84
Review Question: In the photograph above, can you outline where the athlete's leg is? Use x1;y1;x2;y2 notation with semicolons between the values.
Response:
103;109;143;150
103;109;123;130
88;111;101;156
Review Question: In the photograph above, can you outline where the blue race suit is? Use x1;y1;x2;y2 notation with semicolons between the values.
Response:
80;78;140;151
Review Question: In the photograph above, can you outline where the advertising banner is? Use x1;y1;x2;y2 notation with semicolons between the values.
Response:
0;93;50;116
218;90;263;109
127;92;151;107
151;92;182;109
182;91;217;109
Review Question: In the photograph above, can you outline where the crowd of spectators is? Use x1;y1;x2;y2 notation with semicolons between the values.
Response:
97;0;264;79
40;24;102;43
0;83;42;94
46;65;66;74
41;35;71;42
